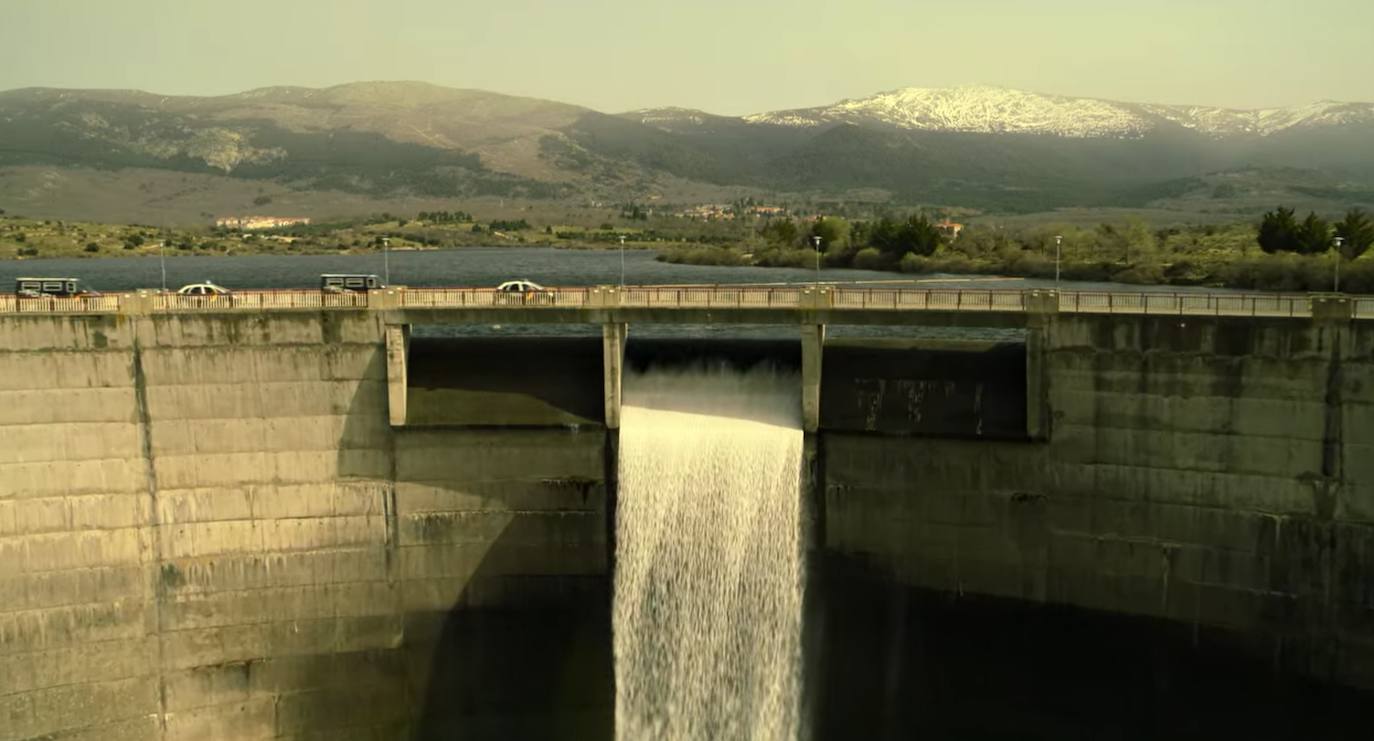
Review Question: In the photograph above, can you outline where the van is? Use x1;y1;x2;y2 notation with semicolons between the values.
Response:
15;277;95;298
320;274;384;293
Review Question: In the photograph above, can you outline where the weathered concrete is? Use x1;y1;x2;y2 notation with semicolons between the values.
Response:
821;314;1374;689
801;325;825;433
404;337;604;428
386;324;409;426
603;323;627;430
4;307;1373;739
820;339;1027;439
0;314;611;741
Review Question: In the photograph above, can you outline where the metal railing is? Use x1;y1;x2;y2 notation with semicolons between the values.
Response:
151;290;369;312
401;287;592;309
832;288;1027;311
1057;291;1311;317
0;286;1366;319
0;294;122;314
620;285;802;308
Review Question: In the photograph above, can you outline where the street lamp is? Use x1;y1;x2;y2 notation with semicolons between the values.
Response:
618;235;626;288
1054;235;1063;287
812;235;822;286
1334;236;1345;293
160;240;168;292
381;237;391;285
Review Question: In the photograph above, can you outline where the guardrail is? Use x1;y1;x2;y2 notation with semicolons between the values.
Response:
0;294;122;314
1057;291;1311;317
152;290;369;311
832;288;1026;311
0;287;1366;319
401;287;592;309
620;285;803;308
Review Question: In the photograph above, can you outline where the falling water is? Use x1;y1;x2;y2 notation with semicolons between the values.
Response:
614;364;805;741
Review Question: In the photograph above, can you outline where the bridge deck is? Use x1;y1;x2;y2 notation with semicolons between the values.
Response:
0;285;1365;321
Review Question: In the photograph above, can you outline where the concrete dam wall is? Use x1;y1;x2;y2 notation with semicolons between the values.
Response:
0;314;610;740
1;308;1371;738
821;314;1374;690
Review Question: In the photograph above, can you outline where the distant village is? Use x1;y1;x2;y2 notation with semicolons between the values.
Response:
214;216;312;230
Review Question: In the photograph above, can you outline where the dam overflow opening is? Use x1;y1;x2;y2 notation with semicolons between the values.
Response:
615;364;806;740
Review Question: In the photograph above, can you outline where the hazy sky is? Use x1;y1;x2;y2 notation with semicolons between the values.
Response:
3;0;1371;113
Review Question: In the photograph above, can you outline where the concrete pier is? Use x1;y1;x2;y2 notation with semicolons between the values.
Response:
386;324;409;426
603;322;627;430
801;324;825;433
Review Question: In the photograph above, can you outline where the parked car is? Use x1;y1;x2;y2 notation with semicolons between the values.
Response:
176;281;231;296
321;274;384;293
15;277;98;298
495;279;552;305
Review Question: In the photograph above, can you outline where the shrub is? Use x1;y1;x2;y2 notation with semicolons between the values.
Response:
754;248;813;268
656;246;751;266
852;247;890;271
899;253;932;273
84;242;99;253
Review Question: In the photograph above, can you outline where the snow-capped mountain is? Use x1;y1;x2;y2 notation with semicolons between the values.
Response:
744;85;1374;139
624;107;719;127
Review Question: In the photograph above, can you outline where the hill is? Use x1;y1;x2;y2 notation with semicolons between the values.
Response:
2;81;1373;223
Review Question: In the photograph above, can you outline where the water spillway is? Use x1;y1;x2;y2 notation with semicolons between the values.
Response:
615;364;806;740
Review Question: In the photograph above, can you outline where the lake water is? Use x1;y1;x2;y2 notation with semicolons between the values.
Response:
0;246;1239;294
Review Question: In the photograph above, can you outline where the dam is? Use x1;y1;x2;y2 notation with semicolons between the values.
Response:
0;285;1372;738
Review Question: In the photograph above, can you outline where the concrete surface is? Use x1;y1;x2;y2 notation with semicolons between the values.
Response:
3;308;1372;739
0;313;611;741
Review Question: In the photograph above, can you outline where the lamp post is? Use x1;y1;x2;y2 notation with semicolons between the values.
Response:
1334;236;1345;293
618;235;626;288
1054;235;1063;287
812;235;822;287
377;237;391;285
160;240;168;292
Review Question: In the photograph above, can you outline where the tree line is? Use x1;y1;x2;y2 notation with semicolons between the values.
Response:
1258;207;1374;260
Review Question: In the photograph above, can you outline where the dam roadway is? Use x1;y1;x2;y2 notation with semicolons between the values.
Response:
0;284;1372;738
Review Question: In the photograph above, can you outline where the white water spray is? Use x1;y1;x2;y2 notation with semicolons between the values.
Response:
614;364;805;741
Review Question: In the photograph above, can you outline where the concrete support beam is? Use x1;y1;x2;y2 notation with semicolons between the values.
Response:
603;322;628;429
1310;294;1354;322
1026;327;1049;440
1024;289;1060;315
118;291;156;316
1023;292;1056;441
801;324;825;433
385;324;410;426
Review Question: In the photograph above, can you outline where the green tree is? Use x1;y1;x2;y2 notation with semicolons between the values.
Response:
895;214;943;257
1334;208;1374;260
1297;211;1331;255
1258;207;1300;254
808;217;851;253
760;219;799;246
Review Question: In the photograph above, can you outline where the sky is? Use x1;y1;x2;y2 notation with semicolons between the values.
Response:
3;0;1372;114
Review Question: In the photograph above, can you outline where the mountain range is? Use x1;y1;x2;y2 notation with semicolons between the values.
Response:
2;81;1372;222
